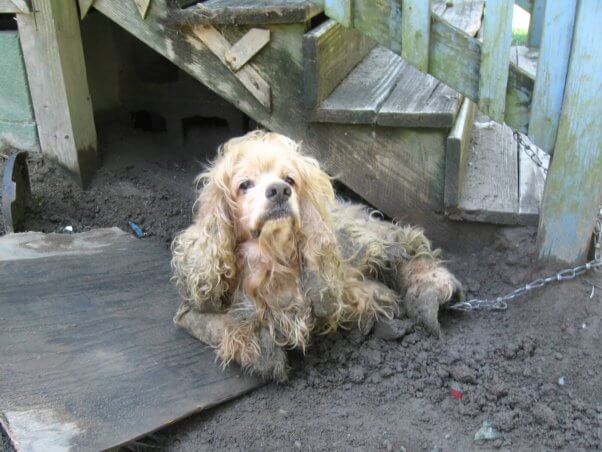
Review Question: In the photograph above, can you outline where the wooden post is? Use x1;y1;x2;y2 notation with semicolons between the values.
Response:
537;0;602;265
17;0;98;187
527;0;546;48
477;0;513;121
325;0;351;27
528;0;576;153
401;0;431;72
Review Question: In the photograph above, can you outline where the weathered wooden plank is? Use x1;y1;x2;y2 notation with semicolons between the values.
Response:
78;0;95;18
225;28;270;71
0;0;19;12
452;114;519;225
527;0;545;48
311;46;403;124
515;0;533;13
325;0;351;27
5;0;31;13
431;0;484;37
444;98;476;210
537;0;602;265
518;134;548;221
191;24;271;109
303;19;375;110
376;59;462;128
314;0;536;133
172;0;323;25
528;0;576;153
133;0;151;19
477;0;513;121
0;229;261;451
511;45;537;78
16;0;98;187
401;0;431;72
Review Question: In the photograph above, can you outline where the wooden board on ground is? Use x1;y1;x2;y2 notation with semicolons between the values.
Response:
376;59;462;128
451;113;520;225
518;134;548;221
171;0;322;25
0;228;261;451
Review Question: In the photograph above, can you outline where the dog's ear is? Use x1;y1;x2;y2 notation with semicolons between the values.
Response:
295;155;344;318
172;161;237;311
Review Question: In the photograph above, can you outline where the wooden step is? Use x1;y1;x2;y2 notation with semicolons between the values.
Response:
432;0;485;37
310;46;462;128
171;0;323;25
445;108;549;225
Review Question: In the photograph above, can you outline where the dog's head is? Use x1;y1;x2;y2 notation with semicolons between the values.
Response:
172;131;343;309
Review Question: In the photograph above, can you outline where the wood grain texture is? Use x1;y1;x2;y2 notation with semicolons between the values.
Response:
452;114;519;225
444;98;476;210
431;0;484;37
16;0;98;187
191;24;271;109
527;0;545;48
172;0;322;25
477;0;513;121
0;229;261;451
401;0;431;72
225;28;270;71
537;0;602;265
528;0;576;153
314;0;535;132
303;19;375;109
311;46;403;124
376;59;462;128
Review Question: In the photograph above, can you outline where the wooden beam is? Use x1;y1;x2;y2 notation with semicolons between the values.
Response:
537;0;602;265
401;0;431;72
78;0;96;19
17;0;98;187
528;0;576;153
325;0;351;27
527;0;546;48
515;0;533;13
225;28;270;72
133;0;151;19
478;0;514;121
0;0;29;13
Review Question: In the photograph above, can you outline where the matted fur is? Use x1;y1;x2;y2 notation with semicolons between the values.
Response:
172;131;462;380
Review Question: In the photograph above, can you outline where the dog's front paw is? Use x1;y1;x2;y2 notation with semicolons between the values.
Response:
404;264;463;337
252;328;289;382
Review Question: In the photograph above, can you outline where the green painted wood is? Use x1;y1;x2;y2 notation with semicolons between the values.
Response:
537;0;602;265
325;0;351;27
477;0;513;121
312;0;536;133
16;0;98;187
401;0;431;72
527;0;546;48
528;0;576;153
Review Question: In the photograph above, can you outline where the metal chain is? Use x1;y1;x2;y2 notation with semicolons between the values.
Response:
513;130;549;174
448;209;602;312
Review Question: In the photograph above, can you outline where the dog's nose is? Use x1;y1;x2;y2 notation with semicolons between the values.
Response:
265;181;291;203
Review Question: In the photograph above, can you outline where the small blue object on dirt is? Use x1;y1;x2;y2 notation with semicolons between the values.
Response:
128;221;147;238
474;420;501;441
1;151;31;233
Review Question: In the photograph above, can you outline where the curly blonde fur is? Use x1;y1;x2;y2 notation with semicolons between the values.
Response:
172;131;462;380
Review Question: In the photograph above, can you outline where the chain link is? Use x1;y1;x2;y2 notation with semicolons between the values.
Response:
513;130;549;174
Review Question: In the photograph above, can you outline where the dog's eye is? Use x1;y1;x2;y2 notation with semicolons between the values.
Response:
283;176;295;186
239;180;254;192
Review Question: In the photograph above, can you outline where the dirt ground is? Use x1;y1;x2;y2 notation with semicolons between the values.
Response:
1;123;600;451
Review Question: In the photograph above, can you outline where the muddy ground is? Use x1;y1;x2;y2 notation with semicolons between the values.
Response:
1;123;600;451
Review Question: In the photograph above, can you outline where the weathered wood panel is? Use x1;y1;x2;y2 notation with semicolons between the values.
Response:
0;229;261;451
518;135;548;221
325;0;351;27
537;0;602;265
17;0;98;187
527;0;546;48
452;114;520;225
444;98;476;210
311;46;403;123
401;0;431;72
528;0;576;153
171;0;322;25
303;19;375;110
477;0;513;121
431;0;484;37
376;59;462;128
225;28;271;71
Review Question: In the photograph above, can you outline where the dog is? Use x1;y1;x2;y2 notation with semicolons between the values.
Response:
172;131;463;380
